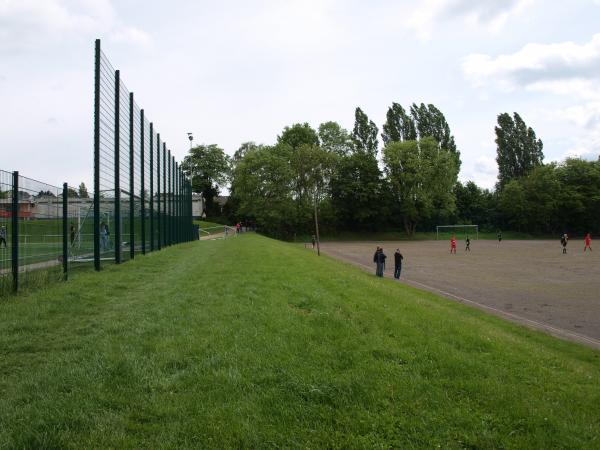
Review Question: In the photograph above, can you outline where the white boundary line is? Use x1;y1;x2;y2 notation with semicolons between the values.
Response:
322;249;600;350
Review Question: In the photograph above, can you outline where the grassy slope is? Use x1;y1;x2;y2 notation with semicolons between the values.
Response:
1;234;599;448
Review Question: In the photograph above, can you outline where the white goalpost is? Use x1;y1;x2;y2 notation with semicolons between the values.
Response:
436;224;479;240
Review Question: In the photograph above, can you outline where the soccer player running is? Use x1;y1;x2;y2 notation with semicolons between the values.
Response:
465;236;471;252
394;248;403;279
584;233;592;252
450;235;457;254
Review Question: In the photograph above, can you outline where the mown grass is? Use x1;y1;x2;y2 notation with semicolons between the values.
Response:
1;234;599;448
194;219;227;229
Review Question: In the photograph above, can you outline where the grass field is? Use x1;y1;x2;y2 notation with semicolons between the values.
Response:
1;234;599;448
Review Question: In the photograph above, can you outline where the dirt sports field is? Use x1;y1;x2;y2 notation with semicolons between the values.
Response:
320;239;600;350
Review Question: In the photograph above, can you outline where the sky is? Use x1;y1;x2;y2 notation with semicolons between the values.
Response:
1;0;600;191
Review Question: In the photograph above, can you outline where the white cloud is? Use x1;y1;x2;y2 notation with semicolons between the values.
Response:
0;0;151;51
463;33;600;163
405;0;535;39
462;34;600;91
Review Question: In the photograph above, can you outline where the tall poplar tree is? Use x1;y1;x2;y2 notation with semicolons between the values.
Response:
352;107;379;156
495;112;544;189
382;102;416;144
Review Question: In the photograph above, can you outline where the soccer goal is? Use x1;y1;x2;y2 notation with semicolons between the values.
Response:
436;224;479;240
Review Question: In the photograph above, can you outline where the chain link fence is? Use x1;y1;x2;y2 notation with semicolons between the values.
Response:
0;40;193;297
94;38;193;271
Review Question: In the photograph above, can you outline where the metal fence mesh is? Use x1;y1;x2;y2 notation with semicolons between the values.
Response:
0;39;193;297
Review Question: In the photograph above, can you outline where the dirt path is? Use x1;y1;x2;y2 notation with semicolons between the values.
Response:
320;240;600;350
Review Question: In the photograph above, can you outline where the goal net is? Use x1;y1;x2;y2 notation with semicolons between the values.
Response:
436;225;479;240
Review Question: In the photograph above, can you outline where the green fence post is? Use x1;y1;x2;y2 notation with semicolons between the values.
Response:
129;91;135;260
62;183;68;280
114;69;121;264
11;171;19;293
93;39;101;271
149;124;154;252
167;150;171;246
157;134;161;251
140;109;146;255
163;144;167;248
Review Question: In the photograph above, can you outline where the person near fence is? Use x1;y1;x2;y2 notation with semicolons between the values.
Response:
70;223;76;246
100;221;109;251
0;225;7;248
394;248;403;279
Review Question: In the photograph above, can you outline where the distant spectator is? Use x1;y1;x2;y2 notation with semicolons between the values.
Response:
465;236;471;252
311;235;316;249
100;222;109;251
497;231;502;243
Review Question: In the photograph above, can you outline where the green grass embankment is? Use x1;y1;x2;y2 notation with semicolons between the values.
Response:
0;234;599;448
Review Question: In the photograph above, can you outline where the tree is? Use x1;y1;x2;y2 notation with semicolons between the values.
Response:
352;107;378;155
277;123;319;150
78;182;89;198
495;112;544;189
318;121;352;156
37;190;56;197
330;151;383;230
454;181;497;229
181;144;230;215
410;103;460;170
382;102;416;144
383;137;457;235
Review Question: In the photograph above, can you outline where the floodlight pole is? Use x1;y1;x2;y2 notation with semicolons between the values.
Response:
187;132;193;150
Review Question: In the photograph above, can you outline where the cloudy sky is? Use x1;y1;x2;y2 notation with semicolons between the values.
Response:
1;0;599;190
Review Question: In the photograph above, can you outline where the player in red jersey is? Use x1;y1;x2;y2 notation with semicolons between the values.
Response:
450;235;457;254
584;233;592;252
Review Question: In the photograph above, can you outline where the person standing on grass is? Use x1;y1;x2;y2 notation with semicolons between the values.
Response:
450;235;457;254
311;235;316;249
0;225;7;248
584;233;592;252
465;236;471;252
394;248;403;279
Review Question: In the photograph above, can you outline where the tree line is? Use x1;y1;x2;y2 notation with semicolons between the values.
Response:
182;106;600;238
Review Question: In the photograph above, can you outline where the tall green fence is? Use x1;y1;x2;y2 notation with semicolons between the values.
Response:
94;39;193;271
0;170;97;296
0;39;194;296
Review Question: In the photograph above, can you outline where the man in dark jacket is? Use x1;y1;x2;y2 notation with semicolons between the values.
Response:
375;247;386;277
394;248;403;279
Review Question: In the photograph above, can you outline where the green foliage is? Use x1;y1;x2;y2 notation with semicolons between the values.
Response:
495;112;544;189
78;182;89;198
382;102;417;144
318;121;352;156
351;107;378;155
181;144;231;215
383;137;457;235
453;181;497;230
277;123;319;149
498;158;600;234
410;102;460;170
330;151;382;230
